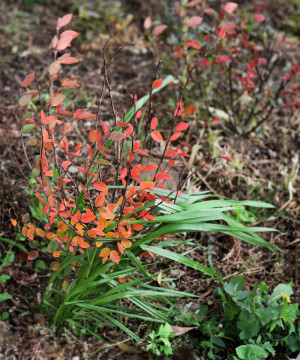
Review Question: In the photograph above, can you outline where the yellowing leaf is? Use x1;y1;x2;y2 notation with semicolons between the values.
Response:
36;228;45;237
100;247;111;257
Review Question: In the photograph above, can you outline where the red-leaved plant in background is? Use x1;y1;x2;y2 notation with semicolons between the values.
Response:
9;14;276;338
147;1;299;135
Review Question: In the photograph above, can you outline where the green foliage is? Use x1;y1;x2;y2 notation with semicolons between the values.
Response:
146;323;175;357
178;277;299;359
0;242;15;320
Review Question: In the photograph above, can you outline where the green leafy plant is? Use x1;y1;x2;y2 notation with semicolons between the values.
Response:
10;13;278;342
147;323;175;357
220;278;300;360
177;277;299;359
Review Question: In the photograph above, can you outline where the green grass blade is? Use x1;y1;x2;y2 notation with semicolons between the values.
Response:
141;245;214;277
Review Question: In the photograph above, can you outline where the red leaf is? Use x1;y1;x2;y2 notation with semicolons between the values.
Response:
152;24;167;36
136;150;149;156
151;131;164;142
150;117;158;130
170;132;181;141
28;250;39;261
125;123;133;137
133;140;141;150
81;212;96;223
88;130;100;143
136;110;142;119
76;111;96;119
92;182;108;194
143;163;157;171
186;16;203;27
218;27;226;40
21;73;35;88
253;13;265;22
109;131;126;141
61;78;80;88
140;181;155;190
174;108;184;116
166;150;178;157
56;14;73;29
120;168;127;179
204;8;216;14
51;93;65;107
224;2;238;13
175;122;189;131
152;79;163;89
221;155;233;162
219;55;232;63
117;242;124;254
100;120;109;137
61;161;71;169
59;30;79;40
110;250;120;263
201;58;209;68
56;35;73;51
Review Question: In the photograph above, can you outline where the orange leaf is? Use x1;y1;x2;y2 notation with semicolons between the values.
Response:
88;130;99;143
110;250;120;263
140;181;155;190
100;120;109;137
117;242;124;254
121;239;132;248
36;228;45;237
77;237;90;248
170;132;181;141
152;79;163;89
93;182;108;194
186;105;196;115
143;163;157;171
21;73;35;88
100;247;111;257
151;131;163;142
61;78;80;88
81;212;96;223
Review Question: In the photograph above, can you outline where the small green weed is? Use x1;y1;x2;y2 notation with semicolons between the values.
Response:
147;323;175;358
